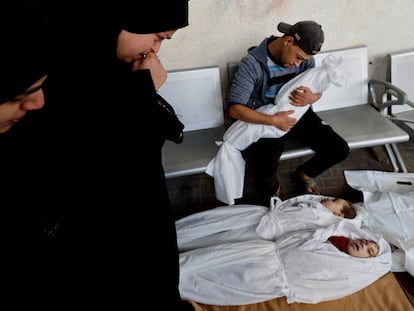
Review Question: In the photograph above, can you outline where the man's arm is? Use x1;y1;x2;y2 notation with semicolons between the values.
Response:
228;104;297;132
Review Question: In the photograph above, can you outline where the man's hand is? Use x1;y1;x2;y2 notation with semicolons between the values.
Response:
289;86;322;107
270;110;296;132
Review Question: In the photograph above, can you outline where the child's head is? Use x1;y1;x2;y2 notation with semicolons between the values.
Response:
328;236;379;258
320;198;356;219
347;238;379;258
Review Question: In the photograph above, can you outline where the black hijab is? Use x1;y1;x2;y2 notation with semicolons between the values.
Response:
0;4;50;104
110;0;189;35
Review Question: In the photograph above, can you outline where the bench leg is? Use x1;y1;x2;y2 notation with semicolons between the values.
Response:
385;143;409;173
391;143;409;173
385;144;402;172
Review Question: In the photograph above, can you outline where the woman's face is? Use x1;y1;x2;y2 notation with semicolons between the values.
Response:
0;74;47;134
116;30;177;63
347;239;379;258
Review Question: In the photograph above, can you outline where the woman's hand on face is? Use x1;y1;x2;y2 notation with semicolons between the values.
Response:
132;52;167;91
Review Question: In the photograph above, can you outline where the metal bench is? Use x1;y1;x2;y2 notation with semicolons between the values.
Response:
379;50;414;172
161;45;410;178
159;66;226;178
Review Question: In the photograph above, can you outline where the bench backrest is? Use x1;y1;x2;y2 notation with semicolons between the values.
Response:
312;45;368;111
387;50;414;113
158;65;224;132
157;46;369;133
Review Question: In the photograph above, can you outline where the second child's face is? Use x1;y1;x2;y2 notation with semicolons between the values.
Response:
116;30;177;63
320;198;349;218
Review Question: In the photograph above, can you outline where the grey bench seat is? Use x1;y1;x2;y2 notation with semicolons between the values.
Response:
163;104;409;178
163;126;226;178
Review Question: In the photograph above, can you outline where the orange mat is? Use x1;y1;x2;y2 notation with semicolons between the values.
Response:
189;272;413;311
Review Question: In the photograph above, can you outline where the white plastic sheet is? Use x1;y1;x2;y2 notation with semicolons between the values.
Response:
344;170;414;276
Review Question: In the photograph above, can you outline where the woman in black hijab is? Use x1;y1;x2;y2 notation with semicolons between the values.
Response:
0;2;50;134
44;0;194;309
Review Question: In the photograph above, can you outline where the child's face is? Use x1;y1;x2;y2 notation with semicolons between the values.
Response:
320;198;349;218
347;239;379;258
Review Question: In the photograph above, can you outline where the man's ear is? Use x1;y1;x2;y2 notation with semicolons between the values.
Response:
334;211;344;218
284;35;295;46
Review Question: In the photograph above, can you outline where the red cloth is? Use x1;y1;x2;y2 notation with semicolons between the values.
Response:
328;236;349;253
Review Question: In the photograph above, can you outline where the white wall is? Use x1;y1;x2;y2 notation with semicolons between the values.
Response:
158;0;414;96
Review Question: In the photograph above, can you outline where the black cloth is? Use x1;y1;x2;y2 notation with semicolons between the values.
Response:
2;1;192;309
46;37;189;311
111;0;189;34
0;1;51;104
1;101;78;307
0;1;73;307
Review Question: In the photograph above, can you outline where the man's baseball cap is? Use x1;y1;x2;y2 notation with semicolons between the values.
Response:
277;20;324;55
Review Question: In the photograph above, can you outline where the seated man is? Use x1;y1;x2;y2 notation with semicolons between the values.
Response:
179;221;391;306
206;53;347;205
222;20;349;206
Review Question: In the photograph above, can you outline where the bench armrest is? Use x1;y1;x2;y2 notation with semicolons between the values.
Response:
368;79;410;115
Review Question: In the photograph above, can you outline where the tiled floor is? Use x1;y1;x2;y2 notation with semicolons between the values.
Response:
167;140;414;303
167;144;406;219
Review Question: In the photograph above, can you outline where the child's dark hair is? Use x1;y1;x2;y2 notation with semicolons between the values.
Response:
343;201;357;219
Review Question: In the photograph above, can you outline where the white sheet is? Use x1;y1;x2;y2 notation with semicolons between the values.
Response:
176;194;367;251
176;204;266;251
344;170;414;276
257;194;367;240
179;221;391;305
206;54;347;205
